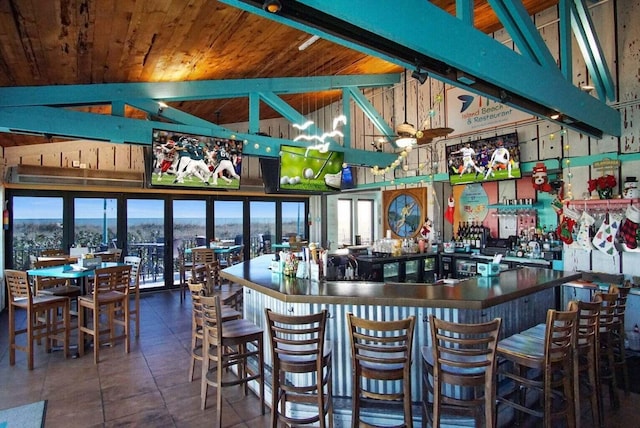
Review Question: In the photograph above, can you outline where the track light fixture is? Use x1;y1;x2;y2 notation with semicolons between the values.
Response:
411;68;429;85
262;0;282;13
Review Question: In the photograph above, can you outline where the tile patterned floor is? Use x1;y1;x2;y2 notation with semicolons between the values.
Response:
1;289;639;427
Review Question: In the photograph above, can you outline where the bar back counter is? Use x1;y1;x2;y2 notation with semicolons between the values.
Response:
220;255;581;422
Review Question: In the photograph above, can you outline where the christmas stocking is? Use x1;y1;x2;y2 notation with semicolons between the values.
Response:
557;206;580;245
575;211;596;251
620;204;640;249
592;213;621;256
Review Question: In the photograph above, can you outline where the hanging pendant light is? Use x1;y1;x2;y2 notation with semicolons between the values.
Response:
395;70;417;148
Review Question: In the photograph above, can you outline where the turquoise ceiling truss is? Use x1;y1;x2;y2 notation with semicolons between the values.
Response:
223;0;620;139
0;74;400;167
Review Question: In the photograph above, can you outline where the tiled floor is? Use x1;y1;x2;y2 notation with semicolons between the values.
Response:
1;289;639;427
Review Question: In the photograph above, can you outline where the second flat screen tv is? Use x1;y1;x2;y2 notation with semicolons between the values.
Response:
148;129;243;190
446;132;521;185
278;145;344;193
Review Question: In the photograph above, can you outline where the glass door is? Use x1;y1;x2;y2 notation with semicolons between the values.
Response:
250;201;275;257
173;199;206;287
127;198;165;290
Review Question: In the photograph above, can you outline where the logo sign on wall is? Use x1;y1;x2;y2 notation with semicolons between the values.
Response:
446;86;534;135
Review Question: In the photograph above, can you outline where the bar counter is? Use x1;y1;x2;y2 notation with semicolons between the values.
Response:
221;255;582;411
220;254;580;309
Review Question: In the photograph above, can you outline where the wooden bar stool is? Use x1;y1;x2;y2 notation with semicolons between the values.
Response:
497;303;578;428
5;269;71;370
609;283;631;397
422;315;502;428
347;313;416;428
265;308;333;428
187;282;241;382
78;265;131;364
200;295;264;427
595;289;621;409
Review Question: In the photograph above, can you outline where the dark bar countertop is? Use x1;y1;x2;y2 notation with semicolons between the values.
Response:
220;255;581;309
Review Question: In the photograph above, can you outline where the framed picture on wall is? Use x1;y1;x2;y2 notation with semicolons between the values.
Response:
382;188;428;239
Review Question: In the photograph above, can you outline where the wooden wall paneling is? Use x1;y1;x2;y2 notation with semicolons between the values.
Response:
619;1;640;153
536;8;560;63
5;144;46;166
537;124;563;161
517;123;540;164
563;247;590;275
620;160;640;190
591;246;621;273
592;1;617;87
622;252;640;279
569;165;590;200
565;129;590;157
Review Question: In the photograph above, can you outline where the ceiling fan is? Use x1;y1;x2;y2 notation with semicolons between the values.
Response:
366;71;454;149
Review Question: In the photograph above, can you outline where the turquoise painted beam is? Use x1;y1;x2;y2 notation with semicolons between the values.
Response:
222;0;620;138
0;105;397;166
488;0;558;68
126;99;229;132
249;93;260;134
570;0;615;101
346;87;396;145
342;89;352;149
0;74;399;107
456;0;474;25
558;0;573;81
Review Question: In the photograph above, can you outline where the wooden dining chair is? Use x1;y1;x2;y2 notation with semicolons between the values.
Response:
423;315;502;428
124;255;142;337
5;269;71;369
78;264;131;363
609;283;631;397
347;312;416;428
40;248;67;257
595;289;621;409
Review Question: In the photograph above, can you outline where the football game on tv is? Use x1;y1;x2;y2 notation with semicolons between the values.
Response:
278;145;344;193
446;132;521;185
149;129;243;190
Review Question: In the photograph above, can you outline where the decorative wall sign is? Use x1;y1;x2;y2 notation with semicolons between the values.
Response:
446;86;534;135
383;188;428;239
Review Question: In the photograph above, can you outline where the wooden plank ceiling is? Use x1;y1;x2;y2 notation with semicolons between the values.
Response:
0;0;558;147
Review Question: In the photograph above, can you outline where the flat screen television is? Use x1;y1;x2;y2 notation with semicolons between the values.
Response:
446;132;521;185
278;145;344;193
148;129;243;190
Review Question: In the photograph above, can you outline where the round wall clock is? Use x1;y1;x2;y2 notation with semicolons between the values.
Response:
386;193;423;238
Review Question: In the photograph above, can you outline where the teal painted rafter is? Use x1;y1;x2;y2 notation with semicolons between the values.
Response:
488;0;558;68
0;105;397;166
0;74;398;108
222;0;619;138
456;0;474;25
345;87;397;147
257;91;340;147
558;0;573;81
570;0;615;101
126;99;228;132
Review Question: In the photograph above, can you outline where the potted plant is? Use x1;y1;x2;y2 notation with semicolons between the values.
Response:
588;174;617;199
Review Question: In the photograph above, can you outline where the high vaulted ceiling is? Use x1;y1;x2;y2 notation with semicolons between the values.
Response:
0;0;561;147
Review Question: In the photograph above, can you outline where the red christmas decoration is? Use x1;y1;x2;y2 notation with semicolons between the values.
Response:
531;162;552;192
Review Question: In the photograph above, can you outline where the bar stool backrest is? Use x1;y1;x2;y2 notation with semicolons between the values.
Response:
545;303;578;366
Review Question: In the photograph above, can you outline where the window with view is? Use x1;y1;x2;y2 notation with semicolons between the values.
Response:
11;196;64;270
337;199;353;246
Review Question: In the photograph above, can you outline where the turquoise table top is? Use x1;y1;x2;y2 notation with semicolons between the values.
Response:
27;262;124;279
